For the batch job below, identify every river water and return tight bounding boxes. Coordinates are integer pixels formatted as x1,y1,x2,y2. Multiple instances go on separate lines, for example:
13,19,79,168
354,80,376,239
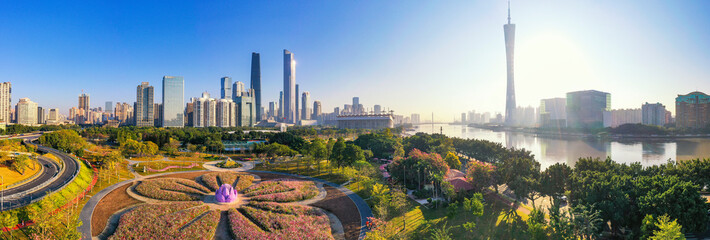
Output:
406,124,710,169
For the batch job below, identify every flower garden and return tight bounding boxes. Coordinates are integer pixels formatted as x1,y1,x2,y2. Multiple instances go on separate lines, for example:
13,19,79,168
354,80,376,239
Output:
107,172,334,239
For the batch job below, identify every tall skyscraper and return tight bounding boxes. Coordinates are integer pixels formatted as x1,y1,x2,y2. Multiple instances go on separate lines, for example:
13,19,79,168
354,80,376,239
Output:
16,98,38,126
233,81,245,98
105,101,113,113
504,2,517,126
163,76,184,127
221,77,232,99
540,98,567,128
278,91,284,121
235,93,256,127
566,90,610,129
78,93,90,124
0,82,10,124
301,91,310,120
154,103,163,127
268,102,275,119
295,84,300,122
47,108,59,124
135,82,154,127
312,100,322,120
283,49,296,123
251,52,262,121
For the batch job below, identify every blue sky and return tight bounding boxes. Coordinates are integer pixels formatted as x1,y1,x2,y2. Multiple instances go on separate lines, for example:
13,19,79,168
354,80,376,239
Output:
3,1,710,121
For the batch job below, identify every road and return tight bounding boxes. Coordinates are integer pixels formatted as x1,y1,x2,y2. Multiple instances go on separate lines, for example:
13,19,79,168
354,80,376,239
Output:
0,141,80,211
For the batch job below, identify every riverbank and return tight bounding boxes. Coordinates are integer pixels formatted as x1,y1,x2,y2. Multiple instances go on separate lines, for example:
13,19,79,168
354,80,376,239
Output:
468,124,710,140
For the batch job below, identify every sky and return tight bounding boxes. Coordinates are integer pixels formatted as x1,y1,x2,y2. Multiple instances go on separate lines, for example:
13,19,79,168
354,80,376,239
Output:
2,1,710,122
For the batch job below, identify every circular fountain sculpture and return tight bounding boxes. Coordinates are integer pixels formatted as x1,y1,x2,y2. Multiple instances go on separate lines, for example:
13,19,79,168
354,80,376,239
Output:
215,184,238,203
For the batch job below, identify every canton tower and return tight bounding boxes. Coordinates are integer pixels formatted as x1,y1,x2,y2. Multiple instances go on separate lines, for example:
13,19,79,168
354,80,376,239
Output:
504,1,516,126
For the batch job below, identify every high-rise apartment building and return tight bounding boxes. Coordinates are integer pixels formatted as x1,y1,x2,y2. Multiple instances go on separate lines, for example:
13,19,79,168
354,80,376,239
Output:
251,52,262,121
603,108,641,128
15,98,38,126
566,90,611,129
216,98,236,127
374,105,382,114
461,113,467,124
0,82,10,124
312,101,322,120
163,76,184,127
301,91,310,120
47,108,59,124
676,91,710,129
221,77,232,100
185,101,194,127
642,102,667,127
504,3,517,126
135,82,154,127
283,49,296,123
193,92,216,128
37,106,46,125
411,113,421,124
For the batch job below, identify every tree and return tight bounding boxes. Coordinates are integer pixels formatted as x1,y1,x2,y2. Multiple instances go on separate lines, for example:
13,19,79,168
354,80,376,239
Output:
650,215,685,240
11,155,30,175
461,193,484,231
339,143,365,168
539,162,572,198
527,207,548,240
640,215,656,240
443,152,461,170
571,204,602,240
466,161,497,192
145,141,159,156
498,155,541,204
430,222,453,240
330,138,346,167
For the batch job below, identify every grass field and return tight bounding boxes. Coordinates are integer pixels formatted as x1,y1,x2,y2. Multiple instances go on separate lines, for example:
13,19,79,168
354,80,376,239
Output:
252,158,350,184
128,155,163,161
388,193,531,239
131,160,205,175
168,152,223,162
0,162,40,187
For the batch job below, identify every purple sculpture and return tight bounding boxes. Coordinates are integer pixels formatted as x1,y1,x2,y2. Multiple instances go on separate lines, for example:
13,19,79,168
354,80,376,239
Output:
215,184,238,203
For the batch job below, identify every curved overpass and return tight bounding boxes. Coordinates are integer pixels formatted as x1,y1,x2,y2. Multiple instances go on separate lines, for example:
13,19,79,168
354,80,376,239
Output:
1,142,80,211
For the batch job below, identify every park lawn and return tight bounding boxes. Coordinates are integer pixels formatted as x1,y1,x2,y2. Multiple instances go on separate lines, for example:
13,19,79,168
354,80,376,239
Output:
389,194,530,240
168,152,222,162
252,158,349,184
0,162,40,187
131,160,205,176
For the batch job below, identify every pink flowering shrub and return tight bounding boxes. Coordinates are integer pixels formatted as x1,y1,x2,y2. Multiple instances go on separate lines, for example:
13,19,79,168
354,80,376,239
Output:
248,180,319,202
201,172,254,191
110,202,218,239
135,178,211,201
228,205,333,240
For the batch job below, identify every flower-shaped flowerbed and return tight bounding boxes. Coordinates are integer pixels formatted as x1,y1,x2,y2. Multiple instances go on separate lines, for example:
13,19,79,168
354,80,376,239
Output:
108,172,334,239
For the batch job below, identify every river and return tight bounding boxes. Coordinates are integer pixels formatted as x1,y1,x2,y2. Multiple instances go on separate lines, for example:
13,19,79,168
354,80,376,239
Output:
406,124,710,169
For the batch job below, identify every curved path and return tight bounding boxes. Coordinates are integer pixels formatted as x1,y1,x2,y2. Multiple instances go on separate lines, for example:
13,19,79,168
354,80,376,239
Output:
79,165,372,240
1,143,80,211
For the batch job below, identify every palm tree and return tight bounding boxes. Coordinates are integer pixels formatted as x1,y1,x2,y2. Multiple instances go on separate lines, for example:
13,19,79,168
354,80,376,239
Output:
430,222,453,240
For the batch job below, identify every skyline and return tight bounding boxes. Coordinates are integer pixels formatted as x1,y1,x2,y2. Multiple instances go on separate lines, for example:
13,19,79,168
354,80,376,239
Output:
4,1,710,121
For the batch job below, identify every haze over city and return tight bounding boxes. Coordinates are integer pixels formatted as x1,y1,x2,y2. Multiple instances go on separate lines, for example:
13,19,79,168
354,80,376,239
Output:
4,1,710,121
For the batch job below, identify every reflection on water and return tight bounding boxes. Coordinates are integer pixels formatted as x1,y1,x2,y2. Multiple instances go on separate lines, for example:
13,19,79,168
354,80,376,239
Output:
408,124,710,169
